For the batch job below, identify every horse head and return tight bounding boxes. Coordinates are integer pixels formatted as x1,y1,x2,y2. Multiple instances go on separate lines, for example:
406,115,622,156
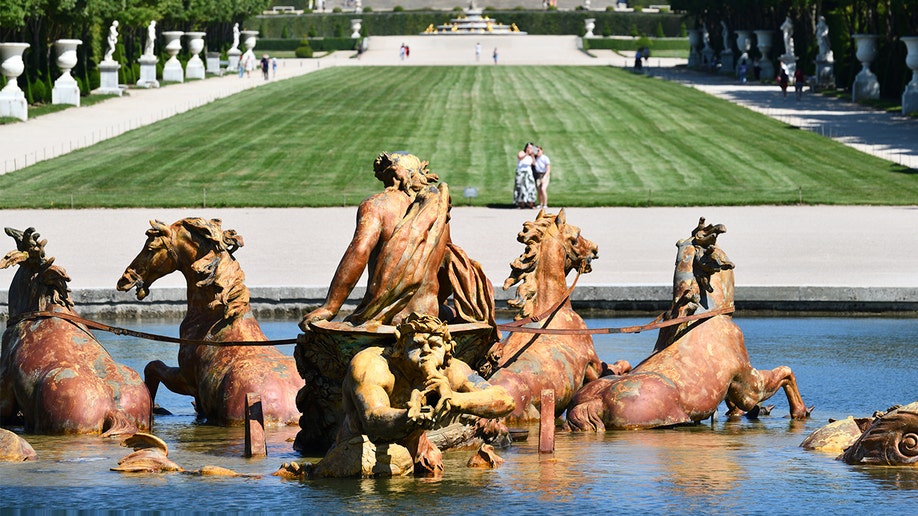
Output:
117,217,249,320
670,217,735,318
1,227,73,316
502,209,598,319
117,219,179,300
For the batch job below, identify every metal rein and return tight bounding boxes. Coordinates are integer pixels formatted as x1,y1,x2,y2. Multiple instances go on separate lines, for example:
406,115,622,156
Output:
7,311,297,347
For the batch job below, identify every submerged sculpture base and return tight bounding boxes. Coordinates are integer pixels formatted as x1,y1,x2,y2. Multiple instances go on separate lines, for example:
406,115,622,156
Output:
307,435,415,478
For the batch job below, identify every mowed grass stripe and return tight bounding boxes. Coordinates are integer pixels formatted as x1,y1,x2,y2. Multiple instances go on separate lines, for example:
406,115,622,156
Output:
0,66,913,208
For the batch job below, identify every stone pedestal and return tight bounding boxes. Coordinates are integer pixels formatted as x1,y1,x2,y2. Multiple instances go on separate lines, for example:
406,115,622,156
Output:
687,29,701,68
138,54,159,88
52,73,80,106
702,47,715,68
227,49,241,72
162,31,184,83
52,39,82,106
852,34,880,102
719,49,734,74
206,52,222,75
815,60,835,91
184,32,206,80
901,36,918,115
0,42,30,121
779,55,797,82
97,61,123,96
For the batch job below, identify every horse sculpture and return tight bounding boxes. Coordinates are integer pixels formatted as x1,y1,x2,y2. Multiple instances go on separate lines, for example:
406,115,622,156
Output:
567,218,812,431
116,218,301,426
486,210,611,423
1,227,151,435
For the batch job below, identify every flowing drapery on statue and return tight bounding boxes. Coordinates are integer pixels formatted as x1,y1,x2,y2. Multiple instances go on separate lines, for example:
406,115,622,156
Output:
301,152,494,331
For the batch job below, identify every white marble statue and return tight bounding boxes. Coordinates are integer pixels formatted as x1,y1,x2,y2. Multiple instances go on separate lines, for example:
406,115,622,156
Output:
144,21,156,56
231,23,240,52
104,20,119,62
816,16,833,61
702,22,711,51
780,15,794,57
720,20,730,51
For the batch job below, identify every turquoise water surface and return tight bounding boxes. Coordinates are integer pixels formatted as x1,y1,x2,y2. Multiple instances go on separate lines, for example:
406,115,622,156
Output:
1,316,916,514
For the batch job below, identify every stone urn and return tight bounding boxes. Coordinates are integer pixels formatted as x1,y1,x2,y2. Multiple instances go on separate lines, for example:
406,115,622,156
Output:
753,29,774,81
0,42,29,121
184,31,206,80
852,34,880,101
0,42,29,93
901,36,918,114
52,39,82,106
54,39,81,75
162,31,185,83
735,30,751,59
351,19,362,39
584,18,596,38
242,30,259,52
687,29,701,67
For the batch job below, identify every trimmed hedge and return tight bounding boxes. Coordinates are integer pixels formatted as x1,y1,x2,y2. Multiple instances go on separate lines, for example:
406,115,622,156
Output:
257,38,303,51
251,10,684,39
582,37,688,51
309,37,362,51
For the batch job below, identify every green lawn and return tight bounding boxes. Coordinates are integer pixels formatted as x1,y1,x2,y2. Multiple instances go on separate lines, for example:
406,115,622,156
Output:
0,66,913,208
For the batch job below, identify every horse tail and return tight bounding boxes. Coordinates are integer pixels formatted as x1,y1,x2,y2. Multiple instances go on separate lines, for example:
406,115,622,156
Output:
567,398,606,432
100,410,139,438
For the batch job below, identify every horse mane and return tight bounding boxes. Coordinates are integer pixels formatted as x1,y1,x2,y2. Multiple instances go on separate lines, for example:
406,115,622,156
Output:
1,227,74,313
181,218,250,320
669,217,734,319
502,212,560,320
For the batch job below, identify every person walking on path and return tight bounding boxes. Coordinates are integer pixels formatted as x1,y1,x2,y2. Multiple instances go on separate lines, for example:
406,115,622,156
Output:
794,68,805,100
475,42,481,62
271,56,278,78
260,54,270,80
513,143,537,209
777,68,789,98
532,145,551,210
493,47,498,64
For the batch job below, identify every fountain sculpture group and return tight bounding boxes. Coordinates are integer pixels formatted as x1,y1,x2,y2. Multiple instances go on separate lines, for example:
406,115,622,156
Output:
1,152,916,474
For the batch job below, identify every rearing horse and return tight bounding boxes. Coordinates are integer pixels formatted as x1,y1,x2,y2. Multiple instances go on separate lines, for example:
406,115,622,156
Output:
567,218,812,431
1,227,150,435
117,218,301,426
486,210,609,423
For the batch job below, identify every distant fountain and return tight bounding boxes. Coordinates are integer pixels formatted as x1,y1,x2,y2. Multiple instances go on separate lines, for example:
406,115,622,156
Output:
421,1,525,35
